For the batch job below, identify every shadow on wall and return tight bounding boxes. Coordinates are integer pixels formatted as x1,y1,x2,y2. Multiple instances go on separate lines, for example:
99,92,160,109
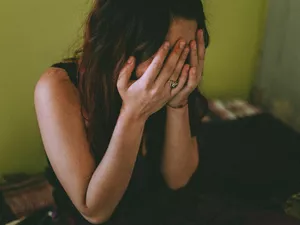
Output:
252,0,300,132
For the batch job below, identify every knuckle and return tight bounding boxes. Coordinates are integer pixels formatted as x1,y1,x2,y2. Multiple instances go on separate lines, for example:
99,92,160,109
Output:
149,89,156,97
142,84,150,92
151,87,160,96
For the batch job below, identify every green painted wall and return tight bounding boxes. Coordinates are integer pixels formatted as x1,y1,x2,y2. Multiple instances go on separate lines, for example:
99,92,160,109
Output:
0,1,89,175
202,0,267,99
0,0,267,174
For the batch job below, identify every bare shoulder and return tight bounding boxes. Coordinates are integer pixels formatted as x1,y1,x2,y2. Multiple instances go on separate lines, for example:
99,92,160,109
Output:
34,67,80,111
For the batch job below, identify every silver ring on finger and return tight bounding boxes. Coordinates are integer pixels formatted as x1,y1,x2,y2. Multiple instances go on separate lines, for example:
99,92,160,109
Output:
169,80,179,89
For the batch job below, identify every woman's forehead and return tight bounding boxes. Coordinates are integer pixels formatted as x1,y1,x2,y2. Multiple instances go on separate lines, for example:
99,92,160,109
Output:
166,18,198,47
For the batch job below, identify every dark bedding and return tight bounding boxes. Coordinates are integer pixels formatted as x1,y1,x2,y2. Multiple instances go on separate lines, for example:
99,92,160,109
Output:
4,113,300,224
197,113,300,201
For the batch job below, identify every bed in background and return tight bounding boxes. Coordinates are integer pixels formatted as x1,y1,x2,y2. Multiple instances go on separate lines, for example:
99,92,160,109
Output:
203,98,262,122
0,173,54,224
200,99,300,220
1,99,300,224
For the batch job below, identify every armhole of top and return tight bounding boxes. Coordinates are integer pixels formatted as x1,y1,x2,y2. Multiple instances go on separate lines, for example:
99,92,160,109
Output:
51,61,79,87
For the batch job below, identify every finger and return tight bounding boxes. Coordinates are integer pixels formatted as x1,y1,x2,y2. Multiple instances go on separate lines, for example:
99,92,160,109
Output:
189,40,198,67
197,60,204,84
169,46,190,82
197,29,205,62
117,57,135,91
171,64,190,96
156,39,186,86
180,67,198,96
140,42,170,85
197,30,205,80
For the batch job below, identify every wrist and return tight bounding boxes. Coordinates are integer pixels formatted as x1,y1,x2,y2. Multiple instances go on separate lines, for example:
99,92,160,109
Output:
120,106,148,124
166,103,189,115
167,100,188,109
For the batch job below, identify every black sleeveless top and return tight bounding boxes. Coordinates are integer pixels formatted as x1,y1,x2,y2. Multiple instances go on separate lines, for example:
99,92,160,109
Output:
46,61,208,225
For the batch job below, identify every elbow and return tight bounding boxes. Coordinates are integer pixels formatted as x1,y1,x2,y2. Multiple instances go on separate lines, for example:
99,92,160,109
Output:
79,205,113,225
167,180,189,191
164,176,190,191
81,211,113,225
163,160,199,191
162,167,191,190
83,215,112,225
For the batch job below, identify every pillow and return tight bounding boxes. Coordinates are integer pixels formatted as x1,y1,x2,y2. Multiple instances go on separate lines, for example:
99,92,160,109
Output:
0,173,54,223
202,99,262,122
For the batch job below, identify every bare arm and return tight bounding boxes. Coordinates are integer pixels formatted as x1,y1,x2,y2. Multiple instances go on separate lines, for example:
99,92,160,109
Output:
35,41,187,224
161,105,198,190
162,30,205,190
35,68,146,224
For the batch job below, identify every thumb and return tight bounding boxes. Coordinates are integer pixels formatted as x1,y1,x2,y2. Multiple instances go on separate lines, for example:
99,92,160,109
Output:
117,57,135,92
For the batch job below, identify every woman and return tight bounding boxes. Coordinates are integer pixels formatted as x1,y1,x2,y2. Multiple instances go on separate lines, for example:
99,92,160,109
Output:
35,0,208,224
34,0,300,225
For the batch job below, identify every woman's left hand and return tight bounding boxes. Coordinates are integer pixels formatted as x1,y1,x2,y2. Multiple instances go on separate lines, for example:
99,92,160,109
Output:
167,29,205,108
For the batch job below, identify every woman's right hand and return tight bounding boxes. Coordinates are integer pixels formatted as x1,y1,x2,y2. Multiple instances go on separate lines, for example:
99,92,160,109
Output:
117,40,190,120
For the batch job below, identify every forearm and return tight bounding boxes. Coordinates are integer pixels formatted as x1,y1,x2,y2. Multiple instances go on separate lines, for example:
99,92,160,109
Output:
84,110,146,222
162,105,199,190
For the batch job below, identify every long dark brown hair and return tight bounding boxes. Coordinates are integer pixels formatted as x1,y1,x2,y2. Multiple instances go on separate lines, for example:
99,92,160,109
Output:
77,0,209,161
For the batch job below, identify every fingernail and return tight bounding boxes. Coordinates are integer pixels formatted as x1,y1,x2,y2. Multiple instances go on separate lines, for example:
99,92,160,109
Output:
164,42,170,50
180,41,186,49
127,57,133,64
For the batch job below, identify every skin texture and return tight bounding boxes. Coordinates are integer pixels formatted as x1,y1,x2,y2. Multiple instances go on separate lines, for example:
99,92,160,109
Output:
135,19,205,188
34,18,205,224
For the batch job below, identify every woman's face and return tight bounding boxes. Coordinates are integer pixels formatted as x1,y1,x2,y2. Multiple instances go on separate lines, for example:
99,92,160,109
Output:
135,18,198,78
